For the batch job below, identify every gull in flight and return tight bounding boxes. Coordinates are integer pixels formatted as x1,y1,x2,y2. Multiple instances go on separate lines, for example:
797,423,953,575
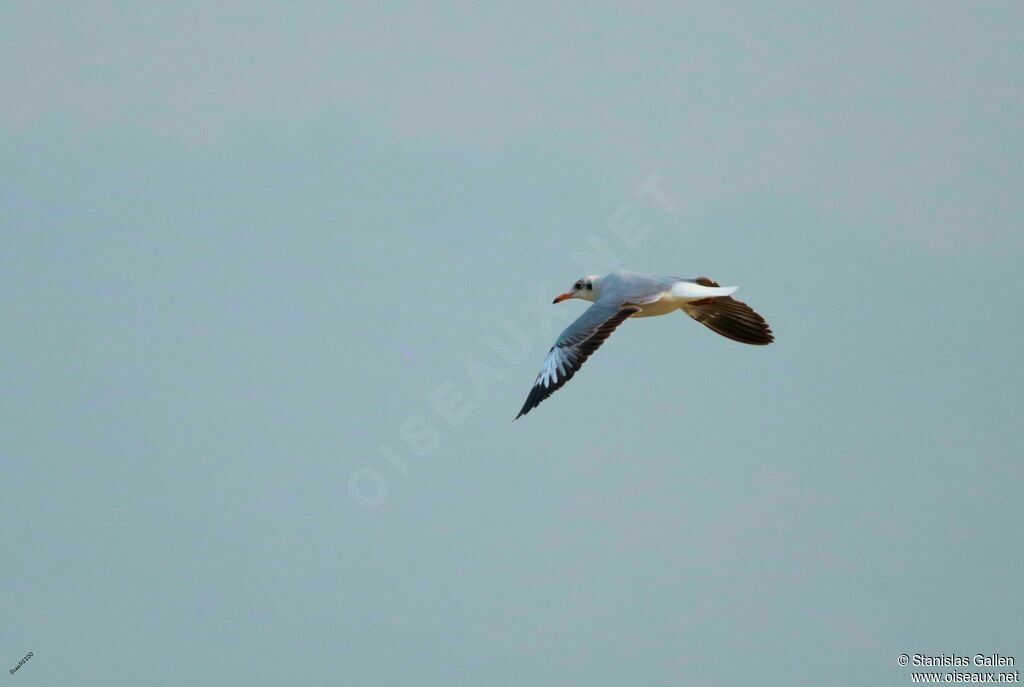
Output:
516,271,774,419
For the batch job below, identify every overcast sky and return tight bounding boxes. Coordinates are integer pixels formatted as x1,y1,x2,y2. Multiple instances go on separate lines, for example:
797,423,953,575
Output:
2,2,1022,685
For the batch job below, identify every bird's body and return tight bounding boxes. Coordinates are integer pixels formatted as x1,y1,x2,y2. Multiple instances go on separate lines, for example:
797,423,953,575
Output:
515,271,773,419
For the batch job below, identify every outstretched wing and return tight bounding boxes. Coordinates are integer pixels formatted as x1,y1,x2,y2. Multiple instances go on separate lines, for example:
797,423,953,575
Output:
515,303,640,419
680,276,774,345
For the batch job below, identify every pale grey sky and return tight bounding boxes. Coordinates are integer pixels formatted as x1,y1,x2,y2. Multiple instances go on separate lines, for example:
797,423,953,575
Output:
2,2,1022,685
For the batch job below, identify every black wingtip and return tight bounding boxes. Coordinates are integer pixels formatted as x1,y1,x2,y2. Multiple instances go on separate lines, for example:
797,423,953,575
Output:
514,399,533,421
514,385,544,420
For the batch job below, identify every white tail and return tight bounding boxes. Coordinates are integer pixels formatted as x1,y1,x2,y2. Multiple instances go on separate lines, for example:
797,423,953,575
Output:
671,281,738,301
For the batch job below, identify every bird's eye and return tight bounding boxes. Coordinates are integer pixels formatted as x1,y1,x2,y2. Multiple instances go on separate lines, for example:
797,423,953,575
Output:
574,281,582,289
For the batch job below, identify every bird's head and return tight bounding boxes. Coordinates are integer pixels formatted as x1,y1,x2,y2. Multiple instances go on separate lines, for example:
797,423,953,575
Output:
553,275,602,304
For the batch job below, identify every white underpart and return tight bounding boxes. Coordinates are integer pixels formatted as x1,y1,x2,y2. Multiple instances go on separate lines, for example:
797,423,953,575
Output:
630,281,739,318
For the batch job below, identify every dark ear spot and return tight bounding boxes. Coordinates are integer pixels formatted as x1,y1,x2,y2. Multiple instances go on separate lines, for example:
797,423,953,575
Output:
585,283,593,290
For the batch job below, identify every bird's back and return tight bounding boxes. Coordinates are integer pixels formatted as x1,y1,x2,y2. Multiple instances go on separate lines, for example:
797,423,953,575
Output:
600,271,677,303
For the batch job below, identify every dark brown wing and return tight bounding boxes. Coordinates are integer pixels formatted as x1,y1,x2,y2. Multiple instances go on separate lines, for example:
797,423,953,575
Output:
682,276,774,345
515,304,640,419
